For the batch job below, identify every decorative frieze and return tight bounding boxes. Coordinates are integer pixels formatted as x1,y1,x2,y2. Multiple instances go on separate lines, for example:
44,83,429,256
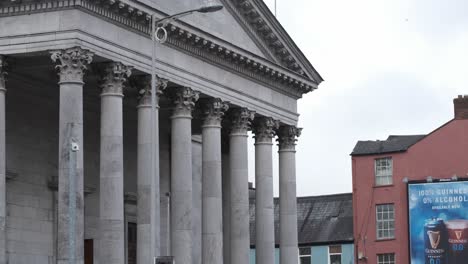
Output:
200,98,230,127
1,0,317,97
100,62,133,95
277,125,302,150
253,116,279,143
50,47,94,83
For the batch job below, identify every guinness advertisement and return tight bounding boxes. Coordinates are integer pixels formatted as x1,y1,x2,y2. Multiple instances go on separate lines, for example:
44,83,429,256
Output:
408,181,468,264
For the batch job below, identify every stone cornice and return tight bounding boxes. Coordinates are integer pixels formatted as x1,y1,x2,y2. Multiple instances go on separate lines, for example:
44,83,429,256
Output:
234,0,324,84
0,0,317,98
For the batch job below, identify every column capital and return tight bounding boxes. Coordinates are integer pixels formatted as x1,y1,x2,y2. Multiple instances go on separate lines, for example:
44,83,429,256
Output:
227,108,255,135
0,56,7,92
135,75,168,107
201,98,229,127
101,62,133,96
168,87,199,118
50,47,94,84
277,125,302,151
253,117,279,143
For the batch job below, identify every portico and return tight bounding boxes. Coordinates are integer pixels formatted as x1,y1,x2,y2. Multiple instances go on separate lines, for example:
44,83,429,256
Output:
0,1,322,264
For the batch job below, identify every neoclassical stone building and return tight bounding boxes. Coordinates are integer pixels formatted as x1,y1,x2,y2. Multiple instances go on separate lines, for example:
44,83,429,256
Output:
0,1,322,264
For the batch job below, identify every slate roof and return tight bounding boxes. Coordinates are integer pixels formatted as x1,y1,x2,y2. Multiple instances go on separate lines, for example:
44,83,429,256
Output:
351,135,426,156
249,192,353,246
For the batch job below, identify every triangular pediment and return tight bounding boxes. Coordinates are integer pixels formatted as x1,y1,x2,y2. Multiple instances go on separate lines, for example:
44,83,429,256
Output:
223,0,323,83
135,0,322,85
136,0,272,59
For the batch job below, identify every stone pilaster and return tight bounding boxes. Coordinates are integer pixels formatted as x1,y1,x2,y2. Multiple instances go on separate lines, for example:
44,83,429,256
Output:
277,125,301,264
228,108,255,264
168,87,199,264
0,56,7,264
136,76,167,264
50,47,94,264
99,62,132,264
253,116,279,264
200,98,229,264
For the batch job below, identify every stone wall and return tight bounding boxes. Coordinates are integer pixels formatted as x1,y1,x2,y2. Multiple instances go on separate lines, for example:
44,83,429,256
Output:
5,78,58,263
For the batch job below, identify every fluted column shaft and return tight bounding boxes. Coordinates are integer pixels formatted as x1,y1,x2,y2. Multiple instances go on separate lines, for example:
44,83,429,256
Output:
278,126,301,264
201,99,229,264
99,62,131,264
136,77,167,264
51,47,93,264
169,87,199,264
0,56,6,264
253,117,278,264
229,108,254,264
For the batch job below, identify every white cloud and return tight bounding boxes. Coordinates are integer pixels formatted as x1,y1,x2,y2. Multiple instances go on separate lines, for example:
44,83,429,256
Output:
255,0,468,196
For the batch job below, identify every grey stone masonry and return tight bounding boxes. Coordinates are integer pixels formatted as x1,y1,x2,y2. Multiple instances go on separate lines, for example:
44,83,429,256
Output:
221,150,230,264
192,136,202,264
0,55,6,264
136,76,167,264
99,62,132,264
228,108,255,264
277,126,302,264
168,87,199,264
50,47,93,264
253,117,279,264
201,98,229,264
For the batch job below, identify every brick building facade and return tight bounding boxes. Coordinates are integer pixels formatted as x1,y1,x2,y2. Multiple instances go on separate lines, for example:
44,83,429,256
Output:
351,96,468,263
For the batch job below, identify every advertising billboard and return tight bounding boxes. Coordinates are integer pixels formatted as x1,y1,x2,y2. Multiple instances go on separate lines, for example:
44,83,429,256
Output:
408,181,468,264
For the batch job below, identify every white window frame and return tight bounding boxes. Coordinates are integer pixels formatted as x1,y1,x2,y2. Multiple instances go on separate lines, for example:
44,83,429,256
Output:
376,204,395,240
298,246,311,264
375,157,393,186
377,253,395,264
328,245,342,264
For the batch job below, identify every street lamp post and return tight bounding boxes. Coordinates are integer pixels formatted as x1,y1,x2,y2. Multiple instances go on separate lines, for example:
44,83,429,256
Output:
149,4,223,264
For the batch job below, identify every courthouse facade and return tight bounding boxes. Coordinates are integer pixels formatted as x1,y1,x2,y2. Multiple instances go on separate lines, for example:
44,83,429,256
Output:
0,0,322,264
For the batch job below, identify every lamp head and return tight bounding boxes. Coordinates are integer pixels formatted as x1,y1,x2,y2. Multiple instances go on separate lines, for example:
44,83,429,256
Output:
198,4,223,13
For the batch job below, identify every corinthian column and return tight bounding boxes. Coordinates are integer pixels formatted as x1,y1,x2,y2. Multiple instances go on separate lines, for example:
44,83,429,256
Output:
136,76,167,264
0,56,7,264
200,98,229,264
99,62,132,264
168,87,199,264
228,108,255,264
277,126,301,264
253,117,279,264
51,47,94,264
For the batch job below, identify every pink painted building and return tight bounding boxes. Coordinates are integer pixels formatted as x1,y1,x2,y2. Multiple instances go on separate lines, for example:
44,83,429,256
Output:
351,96,468,264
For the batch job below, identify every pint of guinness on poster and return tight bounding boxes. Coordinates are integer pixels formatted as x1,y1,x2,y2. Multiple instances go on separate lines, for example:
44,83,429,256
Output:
408,181,468,264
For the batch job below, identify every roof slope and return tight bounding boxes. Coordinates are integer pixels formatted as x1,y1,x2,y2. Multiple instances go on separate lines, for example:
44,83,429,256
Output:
249,193,353,246
351,135,426,156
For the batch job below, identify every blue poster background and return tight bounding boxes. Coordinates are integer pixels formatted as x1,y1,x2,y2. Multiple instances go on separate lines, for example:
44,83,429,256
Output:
408,181,468,264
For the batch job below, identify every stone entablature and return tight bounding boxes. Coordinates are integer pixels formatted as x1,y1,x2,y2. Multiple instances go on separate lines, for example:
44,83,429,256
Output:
0,0,318,98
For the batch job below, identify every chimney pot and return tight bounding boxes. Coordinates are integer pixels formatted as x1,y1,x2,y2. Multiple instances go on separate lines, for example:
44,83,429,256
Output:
454,95,468,119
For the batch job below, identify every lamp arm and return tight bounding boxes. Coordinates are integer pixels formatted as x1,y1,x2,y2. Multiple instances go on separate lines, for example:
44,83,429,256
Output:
154,9,200,27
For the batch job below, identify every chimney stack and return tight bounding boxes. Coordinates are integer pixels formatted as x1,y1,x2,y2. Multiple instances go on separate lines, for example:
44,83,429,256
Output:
454,95,468,119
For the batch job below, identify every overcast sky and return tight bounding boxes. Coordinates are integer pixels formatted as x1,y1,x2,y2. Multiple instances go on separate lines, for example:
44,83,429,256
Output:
248,0,468,197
